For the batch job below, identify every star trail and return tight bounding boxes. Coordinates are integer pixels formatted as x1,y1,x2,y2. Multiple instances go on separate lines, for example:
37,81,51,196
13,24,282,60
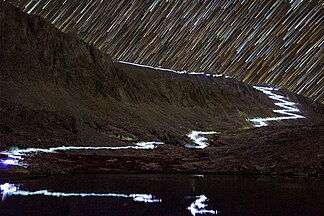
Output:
6,0,323,103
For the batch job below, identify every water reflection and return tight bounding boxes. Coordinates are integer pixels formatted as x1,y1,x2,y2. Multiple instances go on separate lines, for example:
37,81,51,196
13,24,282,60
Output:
0,183,162,203
187,195,218,216
1,174,324,216
193,174,204,178
0,183,18,201
1,182,219,215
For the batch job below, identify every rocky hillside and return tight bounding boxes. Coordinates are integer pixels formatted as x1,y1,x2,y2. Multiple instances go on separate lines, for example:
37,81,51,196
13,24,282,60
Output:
1,1,324,150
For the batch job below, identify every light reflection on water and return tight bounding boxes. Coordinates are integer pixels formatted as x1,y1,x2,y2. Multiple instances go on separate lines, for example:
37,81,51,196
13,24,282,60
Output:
0,182,217,215
0,183,161,203
1,174,323,216
187,195,218,216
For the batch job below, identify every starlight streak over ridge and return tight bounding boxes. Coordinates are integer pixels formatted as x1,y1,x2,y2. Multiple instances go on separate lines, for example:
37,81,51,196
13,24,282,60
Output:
6,0,324,103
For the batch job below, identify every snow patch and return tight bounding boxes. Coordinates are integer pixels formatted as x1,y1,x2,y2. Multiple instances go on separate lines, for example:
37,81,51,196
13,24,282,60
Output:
185,131,220,149
0,141,164,168
249,86,305,127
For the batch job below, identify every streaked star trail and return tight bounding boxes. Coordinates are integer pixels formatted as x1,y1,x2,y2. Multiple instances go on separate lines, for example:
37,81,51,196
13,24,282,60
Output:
6,0,323,103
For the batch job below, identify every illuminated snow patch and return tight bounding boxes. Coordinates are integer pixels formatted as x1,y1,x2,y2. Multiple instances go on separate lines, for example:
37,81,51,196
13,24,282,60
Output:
212,74,223,77
249,86,305,127
0,183,161,203
185,131,219,149
117,61,186,74
135,141,164,149
0,141,163,168
0,154,27,168
188,72,205,75
3,142,164,155
187,195,218,216
116,61,229,78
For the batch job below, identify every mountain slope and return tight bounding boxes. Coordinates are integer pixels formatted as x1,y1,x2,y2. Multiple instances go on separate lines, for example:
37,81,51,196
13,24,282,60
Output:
1,2,324,176
1,1,324,150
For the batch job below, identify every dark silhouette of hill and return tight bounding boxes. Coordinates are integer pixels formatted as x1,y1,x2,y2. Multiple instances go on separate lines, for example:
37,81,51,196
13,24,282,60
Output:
1,2,324,176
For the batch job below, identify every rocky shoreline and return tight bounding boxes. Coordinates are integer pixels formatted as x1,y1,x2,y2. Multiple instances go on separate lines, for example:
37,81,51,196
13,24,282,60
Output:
2,123,323,178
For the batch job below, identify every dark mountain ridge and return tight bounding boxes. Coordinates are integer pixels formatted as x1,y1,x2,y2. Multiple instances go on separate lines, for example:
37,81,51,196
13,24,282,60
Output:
1,2,324,146
1,2,324,176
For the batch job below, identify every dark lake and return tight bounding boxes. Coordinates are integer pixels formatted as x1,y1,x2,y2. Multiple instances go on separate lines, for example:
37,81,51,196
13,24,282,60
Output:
0,174,323,216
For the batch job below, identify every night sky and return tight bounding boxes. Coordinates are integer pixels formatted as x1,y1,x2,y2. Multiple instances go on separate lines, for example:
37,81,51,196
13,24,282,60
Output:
7,0,323,103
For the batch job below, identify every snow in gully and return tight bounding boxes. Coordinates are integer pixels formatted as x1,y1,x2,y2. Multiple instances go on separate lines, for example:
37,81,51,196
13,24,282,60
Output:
185,131,220,149
249,86,305,127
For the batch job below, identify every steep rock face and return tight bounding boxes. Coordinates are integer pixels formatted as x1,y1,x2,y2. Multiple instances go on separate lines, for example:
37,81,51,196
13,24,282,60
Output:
0,1,273,116
0,2,274,107
0,2,323,150
114,62,282,122
0,1,132,99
